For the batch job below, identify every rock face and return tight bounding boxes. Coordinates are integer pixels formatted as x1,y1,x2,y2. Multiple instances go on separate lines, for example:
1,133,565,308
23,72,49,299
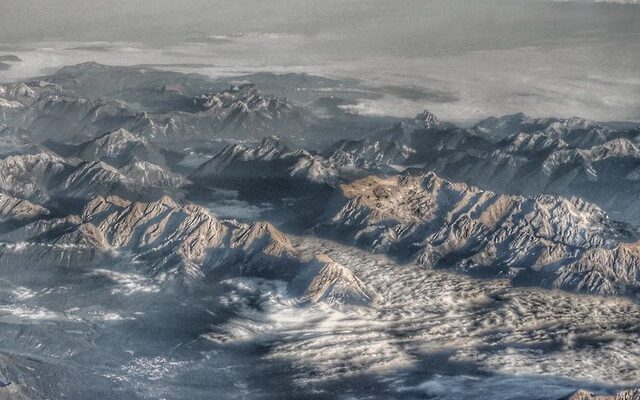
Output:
0,151,69,202
318,171,640,296
414,109,440,128
73,128,167,167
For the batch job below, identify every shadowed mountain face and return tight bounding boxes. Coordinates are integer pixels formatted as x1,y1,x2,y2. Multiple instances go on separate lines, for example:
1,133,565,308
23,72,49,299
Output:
0,63,638,399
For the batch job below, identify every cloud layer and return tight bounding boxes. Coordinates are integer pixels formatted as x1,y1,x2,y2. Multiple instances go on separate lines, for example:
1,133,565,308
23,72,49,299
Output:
1,0,639,122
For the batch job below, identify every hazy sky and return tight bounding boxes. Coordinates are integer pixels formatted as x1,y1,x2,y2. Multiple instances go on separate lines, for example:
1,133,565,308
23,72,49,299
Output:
1,0,639,122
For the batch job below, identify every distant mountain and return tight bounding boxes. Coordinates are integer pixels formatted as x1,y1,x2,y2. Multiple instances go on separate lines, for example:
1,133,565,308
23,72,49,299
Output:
191,137,390,190
326,111,491,167
0,148,186,208
0,86,141,141
472,113,620,147
0,67,316,145
414,109,440,128
72,128,168,167
49,61,224,112
225,71,362,108
185,83,308,136
316,171,639,296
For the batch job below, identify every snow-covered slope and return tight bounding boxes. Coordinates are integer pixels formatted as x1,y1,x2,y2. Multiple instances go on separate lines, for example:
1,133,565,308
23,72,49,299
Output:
472,113,618,147
73,128,167,167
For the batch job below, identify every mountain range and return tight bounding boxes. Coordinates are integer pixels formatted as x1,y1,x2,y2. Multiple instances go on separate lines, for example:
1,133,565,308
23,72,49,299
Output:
2,63,639,299
0,62,638,399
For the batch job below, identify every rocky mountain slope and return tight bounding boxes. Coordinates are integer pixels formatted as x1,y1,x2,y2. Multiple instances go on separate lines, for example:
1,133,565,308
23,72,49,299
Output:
317,171,639,296
0,194,370,303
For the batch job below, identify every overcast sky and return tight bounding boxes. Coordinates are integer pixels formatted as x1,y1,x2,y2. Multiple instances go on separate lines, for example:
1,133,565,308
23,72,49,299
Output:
1,0,639,122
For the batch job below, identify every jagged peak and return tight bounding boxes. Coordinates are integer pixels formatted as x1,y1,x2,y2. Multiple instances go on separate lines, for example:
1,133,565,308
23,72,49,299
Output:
549,116,602,129
157,194,180,208
196,83,295,116
415,109,439,127
193,136,292,178
243,220,290,243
